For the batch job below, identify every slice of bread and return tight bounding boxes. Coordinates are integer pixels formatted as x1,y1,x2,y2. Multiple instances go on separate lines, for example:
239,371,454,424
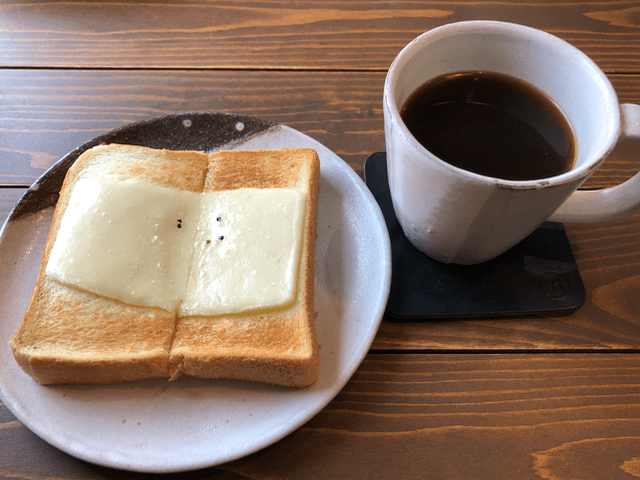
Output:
11,144,320,387
169,149,320,387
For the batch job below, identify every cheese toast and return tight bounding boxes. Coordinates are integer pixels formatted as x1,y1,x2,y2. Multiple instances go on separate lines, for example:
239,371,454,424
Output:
11,144,320,387
170,149,320,387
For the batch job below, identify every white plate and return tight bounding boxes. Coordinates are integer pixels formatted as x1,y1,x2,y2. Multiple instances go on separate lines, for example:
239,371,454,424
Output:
0,113,391,473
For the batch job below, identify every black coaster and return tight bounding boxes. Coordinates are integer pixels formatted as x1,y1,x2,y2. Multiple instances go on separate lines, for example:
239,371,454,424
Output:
364,152,586,319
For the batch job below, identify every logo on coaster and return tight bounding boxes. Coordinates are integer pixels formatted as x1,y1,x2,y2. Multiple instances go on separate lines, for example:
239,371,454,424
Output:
538,272,569,298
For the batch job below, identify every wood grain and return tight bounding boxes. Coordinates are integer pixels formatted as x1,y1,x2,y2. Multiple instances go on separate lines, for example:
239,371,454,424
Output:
1,69,640,188
0,69,385,185
2,1,640,72
3,353,640,479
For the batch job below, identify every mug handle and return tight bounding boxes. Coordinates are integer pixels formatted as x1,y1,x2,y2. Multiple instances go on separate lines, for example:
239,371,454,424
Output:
548,103,640,223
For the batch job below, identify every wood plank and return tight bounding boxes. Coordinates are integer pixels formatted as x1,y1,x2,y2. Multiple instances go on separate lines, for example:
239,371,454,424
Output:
3,353,640,479
2,1,640,72
1,69,640,188
0,69,386,185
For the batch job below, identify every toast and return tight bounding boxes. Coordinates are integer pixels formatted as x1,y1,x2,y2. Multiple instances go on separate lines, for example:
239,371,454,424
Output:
170,149,320,386
11,144,320,387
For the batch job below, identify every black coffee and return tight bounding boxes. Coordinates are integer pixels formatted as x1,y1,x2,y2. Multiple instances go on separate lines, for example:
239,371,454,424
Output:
400,71,576,181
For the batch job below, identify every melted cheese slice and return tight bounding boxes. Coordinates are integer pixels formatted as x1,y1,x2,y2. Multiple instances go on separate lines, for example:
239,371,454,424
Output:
45,179,305,317
180,188,306,317
46,177,201,313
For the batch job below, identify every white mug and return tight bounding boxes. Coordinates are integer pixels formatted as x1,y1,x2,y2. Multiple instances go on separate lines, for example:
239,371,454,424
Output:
384,20,640,264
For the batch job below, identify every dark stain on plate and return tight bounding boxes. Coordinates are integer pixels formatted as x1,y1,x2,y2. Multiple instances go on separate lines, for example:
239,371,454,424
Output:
9,112,276,221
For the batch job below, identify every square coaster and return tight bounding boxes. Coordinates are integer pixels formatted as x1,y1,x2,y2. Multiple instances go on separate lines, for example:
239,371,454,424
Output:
364,152,586,319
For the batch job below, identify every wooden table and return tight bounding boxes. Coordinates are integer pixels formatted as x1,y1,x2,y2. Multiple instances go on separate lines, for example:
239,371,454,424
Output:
2,1,640,478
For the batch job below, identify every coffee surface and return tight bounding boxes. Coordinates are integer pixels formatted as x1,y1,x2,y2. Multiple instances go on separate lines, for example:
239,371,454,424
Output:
400,71,576,181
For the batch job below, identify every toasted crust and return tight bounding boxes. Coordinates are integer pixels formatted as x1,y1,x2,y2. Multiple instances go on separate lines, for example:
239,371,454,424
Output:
12,278,175,385
11,145,320,387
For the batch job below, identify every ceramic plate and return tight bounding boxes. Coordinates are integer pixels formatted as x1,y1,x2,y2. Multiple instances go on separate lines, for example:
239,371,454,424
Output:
0,112,391,473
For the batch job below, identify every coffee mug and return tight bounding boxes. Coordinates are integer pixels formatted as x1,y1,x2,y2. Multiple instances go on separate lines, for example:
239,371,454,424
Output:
384,20,640,264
